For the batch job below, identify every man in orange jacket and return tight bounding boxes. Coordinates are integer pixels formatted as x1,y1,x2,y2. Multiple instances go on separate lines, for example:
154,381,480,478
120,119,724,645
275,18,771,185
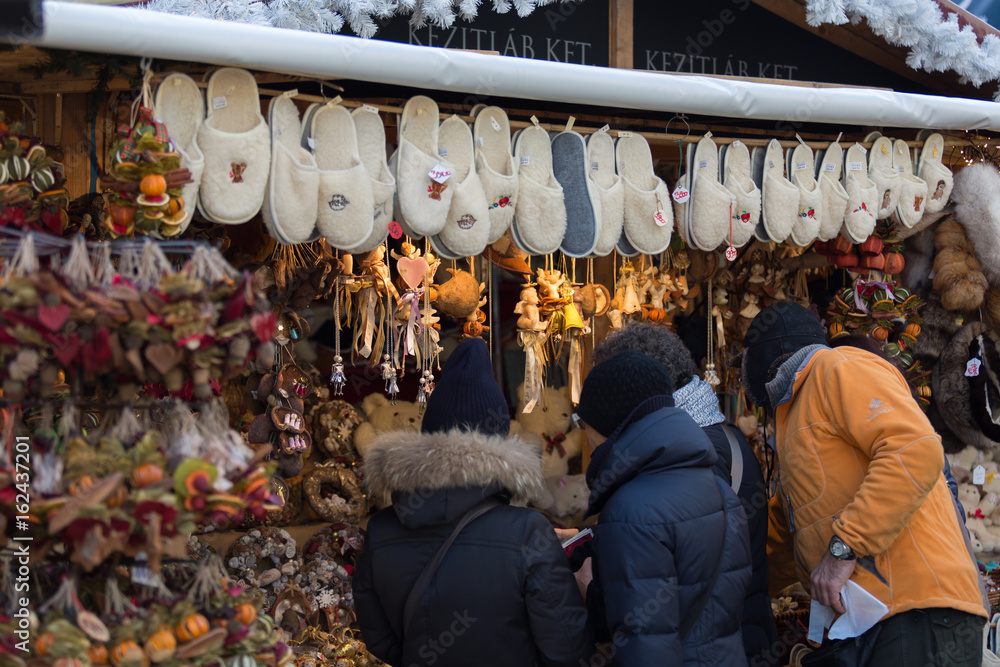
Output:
742,302,986,666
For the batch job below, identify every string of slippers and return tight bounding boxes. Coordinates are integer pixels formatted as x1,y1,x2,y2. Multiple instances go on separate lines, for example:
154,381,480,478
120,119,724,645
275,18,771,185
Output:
153,71,954,255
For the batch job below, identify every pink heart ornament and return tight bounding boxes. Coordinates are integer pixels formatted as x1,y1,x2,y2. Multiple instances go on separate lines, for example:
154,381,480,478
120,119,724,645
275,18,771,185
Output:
397,256,429,290
37,303,71,332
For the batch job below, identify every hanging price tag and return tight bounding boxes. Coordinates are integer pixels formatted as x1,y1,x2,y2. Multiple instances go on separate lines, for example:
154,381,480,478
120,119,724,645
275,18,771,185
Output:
672,183,690,204
388,221,403,240
975,464,987,485
362,104,380,114
618,131,633,138
653,210,669,226
725,246,737,261
966,357,983,377
428,163,453,183
597,124,610,134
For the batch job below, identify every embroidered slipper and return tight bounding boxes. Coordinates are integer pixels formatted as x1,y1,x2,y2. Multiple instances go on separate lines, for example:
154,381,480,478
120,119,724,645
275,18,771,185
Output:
916,132,953,215
304,101,374,249
814,140,850,242
261,92,319,245
842,143,879,243
345,105,395,254
688,133,736,250
868,136,900,220
153,73,204,234
786,140,821,246
719,140,760,248
586,130,624,257
753,139,798,243
433,115,491,258
510,123,566,255
551,124,600,258
617,133,672,255
392,95,454,238
196,68,270,224
890,139,928,229
474,106,518,244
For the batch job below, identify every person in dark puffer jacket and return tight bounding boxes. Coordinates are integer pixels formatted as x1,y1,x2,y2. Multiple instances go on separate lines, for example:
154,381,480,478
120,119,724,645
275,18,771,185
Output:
592,323,776,665
355,338,595,667
574,351,752,667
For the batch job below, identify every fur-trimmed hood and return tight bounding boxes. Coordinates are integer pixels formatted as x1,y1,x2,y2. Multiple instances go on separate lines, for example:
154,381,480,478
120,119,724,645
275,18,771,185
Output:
362,428,543,507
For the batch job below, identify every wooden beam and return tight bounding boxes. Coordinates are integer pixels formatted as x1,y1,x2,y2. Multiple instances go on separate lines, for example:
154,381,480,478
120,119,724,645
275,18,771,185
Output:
609,0,634,69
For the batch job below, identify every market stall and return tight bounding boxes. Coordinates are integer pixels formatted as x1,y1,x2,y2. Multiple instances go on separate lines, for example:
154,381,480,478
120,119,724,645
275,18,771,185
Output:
2,2,1000,667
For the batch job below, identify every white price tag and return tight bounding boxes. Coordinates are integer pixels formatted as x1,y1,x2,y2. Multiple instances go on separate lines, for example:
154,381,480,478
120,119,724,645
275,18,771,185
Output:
653,210,669,227
362,104,380,114
211,96,227,110
490,116,502,132
590,161,599,171
823,163,836,172
967,358,983,377
438,148,449,158
795,161,807,171
618,131,633,138
520,155,531,166
725,246,737,261
671,183,690,204
767,160,775,170
597,124,610,134
698,159,708,170
975,464,986,485
428,163,453,183
849,161,864,171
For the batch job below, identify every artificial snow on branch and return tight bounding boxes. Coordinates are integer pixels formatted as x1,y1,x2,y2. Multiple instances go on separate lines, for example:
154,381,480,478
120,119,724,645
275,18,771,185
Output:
140,0,579,38
805,0,1000,101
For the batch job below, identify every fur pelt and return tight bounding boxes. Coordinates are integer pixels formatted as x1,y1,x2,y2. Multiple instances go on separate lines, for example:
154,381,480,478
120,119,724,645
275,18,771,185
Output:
912,288,963,366
933,321,1000,452
361,428,543,505
952,163,1000,286
932,218,988,312
900,224,937,290
987,289,1000,332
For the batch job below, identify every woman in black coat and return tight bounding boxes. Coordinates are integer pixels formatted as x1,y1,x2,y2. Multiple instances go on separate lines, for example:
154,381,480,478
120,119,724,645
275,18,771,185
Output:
355,339,595,667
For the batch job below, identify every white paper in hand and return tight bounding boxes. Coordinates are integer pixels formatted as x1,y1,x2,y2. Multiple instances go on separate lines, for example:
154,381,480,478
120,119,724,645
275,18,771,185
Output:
807,580,888,644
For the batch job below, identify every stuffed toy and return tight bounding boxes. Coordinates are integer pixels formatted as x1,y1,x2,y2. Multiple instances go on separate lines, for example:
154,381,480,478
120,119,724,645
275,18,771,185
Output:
352,393,423,460
511,383,585,478
959,483,996,553
529,474,589,519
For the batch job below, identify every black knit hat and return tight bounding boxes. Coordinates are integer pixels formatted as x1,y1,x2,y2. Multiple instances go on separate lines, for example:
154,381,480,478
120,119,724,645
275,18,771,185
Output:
576,351,674,437
421,338,510,437
741,301,826,407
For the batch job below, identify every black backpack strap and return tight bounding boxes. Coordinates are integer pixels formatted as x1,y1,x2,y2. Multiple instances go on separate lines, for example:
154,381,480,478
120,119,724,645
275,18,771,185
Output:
402,498,501,637
679,483,729,640
721,423,744,494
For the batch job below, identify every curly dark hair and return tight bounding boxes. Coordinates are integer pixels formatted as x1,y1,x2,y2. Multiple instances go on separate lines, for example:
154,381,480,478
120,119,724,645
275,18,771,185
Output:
592,322,699,392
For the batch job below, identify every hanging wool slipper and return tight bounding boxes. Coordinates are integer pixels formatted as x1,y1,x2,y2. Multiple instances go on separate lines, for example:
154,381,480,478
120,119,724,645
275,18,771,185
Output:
473,106,518,243
434,115,491,258
392,95,454,238
551,123,600,258
617,133,672,255
720,140,760,248
153,72,204,234
304,101,374,249
786,140,822,246
868,136,900,220
891,139,928,228
753,139,798,243
842,143,879,243
814,140,850,242
261,92,319,245
196,68,270,224
688,134,735,250
917,132,953,214
586,130,624,257
345,106,395,254
511,124,566,255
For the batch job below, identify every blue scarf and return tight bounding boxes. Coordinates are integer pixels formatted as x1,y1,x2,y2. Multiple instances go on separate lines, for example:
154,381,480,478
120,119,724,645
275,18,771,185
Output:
672,375,725,428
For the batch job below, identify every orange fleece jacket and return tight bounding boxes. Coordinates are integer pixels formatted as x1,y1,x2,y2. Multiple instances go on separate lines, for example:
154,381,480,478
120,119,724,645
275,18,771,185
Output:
767,346,985,619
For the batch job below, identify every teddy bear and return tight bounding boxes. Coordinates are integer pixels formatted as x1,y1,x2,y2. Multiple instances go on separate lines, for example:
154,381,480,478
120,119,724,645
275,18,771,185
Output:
352,393,423,460
958,483,997,553
530,474,590,519
511,383,585,478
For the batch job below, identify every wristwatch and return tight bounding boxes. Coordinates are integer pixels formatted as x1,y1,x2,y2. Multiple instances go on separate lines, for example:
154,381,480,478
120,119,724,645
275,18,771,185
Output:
829,535,857,561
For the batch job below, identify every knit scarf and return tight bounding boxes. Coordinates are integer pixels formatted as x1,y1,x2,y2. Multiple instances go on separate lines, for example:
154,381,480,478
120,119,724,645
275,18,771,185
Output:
764,344,828,412
672,375,725,428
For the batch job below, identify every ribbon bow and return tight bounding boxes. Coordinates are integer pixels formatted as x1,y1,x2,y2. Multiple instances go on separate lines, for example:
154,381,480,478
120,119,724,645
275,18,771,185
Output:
973,509,986,520
116,106,171,161
397,289,424,356
853,279,895,315
544,433,567,457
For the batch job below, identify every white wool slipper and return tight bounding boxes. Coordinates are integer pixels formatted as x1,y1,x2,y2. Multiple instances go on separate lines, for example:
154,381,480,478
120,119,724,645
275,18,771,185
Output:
842,143,879,243
394,96,453,238
551,127,600,258
814,141,850,242
304,102,374,249
261,92,319,245
917,133,953,215
196,68,270,224
753,139,798,243
891,139,928,229
434,115,491,258
511,124,566,255
868,136,900,220
345,106,394,254
786,142,822,246
720,140,760,248
586,131,624,256
153,72,204,234
474,106,518,244
688,134,735,250
617,133,672,255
